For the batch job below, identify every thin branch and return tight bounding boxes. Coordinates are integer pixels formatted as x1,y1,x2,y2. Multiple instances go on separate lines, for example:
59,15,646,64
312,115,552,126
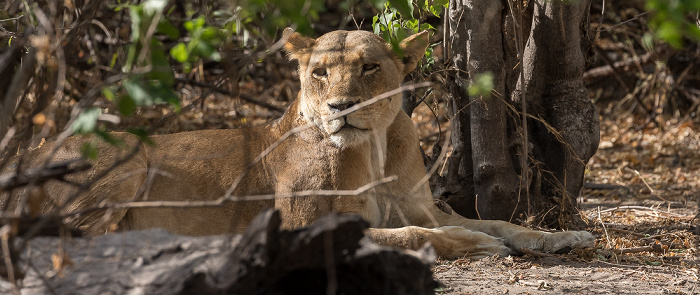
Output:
1,225,19,295
26,259,58,295
0,159,92,191
409,129,451,195
175,77,285,113
595,206,689,217
61,176,398,217
520,247,553,257
0,46,35,140
607,228,646,238
597,206,615,262
583,48,666,82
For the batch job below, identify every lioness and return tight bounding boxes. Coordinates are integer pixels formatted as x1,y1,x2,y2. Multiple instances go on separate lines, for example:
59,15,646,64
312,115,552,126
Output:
1,29,593,258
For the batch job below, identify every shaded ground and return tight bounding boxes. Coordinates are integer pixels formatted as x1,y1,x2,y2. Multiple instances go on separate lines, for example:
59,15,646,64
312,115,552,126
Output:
432,113,699,294
434,255,697,294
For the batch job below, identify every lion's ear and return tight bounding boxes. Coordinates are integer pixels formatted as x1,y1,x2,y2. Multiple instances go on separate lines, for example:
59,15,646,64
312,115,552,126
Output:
399,31,430,75
282,28,315,62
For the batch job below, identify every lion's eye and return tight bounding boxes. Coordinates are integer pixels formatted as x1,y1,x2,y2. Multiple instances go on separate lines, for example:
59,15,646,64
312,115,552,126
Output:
362,63,380,75
312,68,327,78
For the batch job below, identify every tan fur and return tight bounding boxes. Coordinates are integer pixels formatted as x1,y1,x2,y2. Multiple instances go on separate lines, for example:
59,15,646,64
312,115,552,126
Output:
0,29,593,259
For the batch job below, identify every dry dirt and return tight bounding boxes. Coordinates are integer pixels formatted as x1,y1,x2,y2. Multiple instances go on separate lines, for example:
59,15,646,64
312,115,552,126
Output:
429,111,699,294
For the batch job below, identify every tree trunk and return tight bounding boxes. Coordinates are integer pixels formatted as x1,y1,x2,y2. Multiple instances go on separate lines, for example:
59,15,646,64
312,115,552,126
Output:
437,0,599,228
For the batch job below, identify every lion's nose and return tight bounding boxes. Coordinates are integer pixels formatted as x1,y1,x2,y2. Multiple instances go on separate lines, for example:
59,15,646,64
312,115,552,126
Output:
328,101,357,112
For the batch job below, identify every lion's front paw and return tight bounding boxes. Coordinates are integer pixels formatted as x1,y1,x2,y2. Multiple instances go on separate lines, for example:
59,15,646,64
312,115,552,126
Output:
541,231,595,253
428,226,512,259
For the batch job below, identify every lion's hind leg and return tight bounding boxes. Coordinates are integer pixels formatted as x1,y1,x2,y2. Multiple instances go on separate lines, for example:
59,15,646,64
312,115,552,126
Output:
433,213,595,254
58,141,149,235
366,226,512,259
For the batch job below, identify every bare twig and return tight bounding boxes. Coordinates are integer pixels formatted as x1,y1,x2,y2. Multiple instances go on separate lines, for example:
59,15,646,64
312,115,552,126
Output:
607,228,646,238
26,259,58,295
62,176,398,217
0,159,91,191
583,182,629,190
597,206,617,262
612,244,667,255
175,77,285,112
583,47,666,82
596,206,689,217
0,225,19,295
409,129,450,195
1,46,35,139
520,247,553,258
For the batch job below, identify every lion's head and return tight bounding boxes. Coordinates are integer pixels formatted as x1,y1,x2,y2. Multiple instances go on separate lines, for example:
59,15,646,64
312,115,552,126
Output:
283,29,429,147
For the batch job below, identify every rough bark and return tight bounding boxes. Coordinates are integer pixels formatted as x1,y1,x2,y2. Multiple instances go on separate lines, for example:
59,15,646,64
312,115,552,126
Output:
436,0,476,218
464,0,524,221
439,0,524,221
512,0,599,227
438,0,599,228
0,210,437,294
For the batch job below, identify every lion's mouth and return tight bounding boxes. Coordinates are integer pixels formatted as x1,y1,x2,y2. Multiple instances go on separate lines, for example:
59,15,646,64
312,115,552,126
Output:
332,123,368,134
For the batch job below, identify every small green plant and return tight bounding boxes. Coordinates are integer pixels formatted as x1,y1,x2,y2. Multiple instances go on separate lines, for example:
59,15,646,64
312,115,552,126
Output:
170,16,224,72
646,0,700,48
372,0,447,69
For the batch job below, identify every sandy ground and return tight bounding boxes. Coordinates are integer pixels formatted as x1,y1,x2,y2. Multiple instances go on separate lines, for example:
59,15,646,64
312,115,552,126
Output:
430,114,699,294
434,255,697,294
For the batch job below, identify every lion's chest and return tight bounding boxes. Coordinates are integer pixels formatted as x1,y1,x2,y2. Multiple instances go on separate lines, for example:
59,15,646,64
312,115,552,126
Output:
271,138,382,228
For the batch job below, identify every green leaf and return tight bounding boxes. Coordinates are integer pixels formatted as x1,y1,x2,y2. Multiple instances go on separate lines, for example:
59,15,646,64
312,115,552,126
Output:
641,33,655,52
71,108,102,134
405,19,418,31
95,130,124,146
170,43,189,62
110,53,118,68
468,72,495,97
147,40,175,86
122,77,180,111
118,95,137,116
80,142,99,159
194,16,205,28
420,23,435,31
123,78,152,106
184,19,195,31
129,5,143,42
127,127,155,146
195,42,221,61
388,0,414,19
200,27,222,43
102,87,116,101
373,16,381,35
157,19,180,39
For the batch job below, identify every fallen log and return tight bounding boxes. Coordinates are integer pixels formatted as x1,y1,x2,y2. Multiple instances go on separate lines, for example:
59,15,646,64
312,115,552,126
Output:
0,209,437,294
